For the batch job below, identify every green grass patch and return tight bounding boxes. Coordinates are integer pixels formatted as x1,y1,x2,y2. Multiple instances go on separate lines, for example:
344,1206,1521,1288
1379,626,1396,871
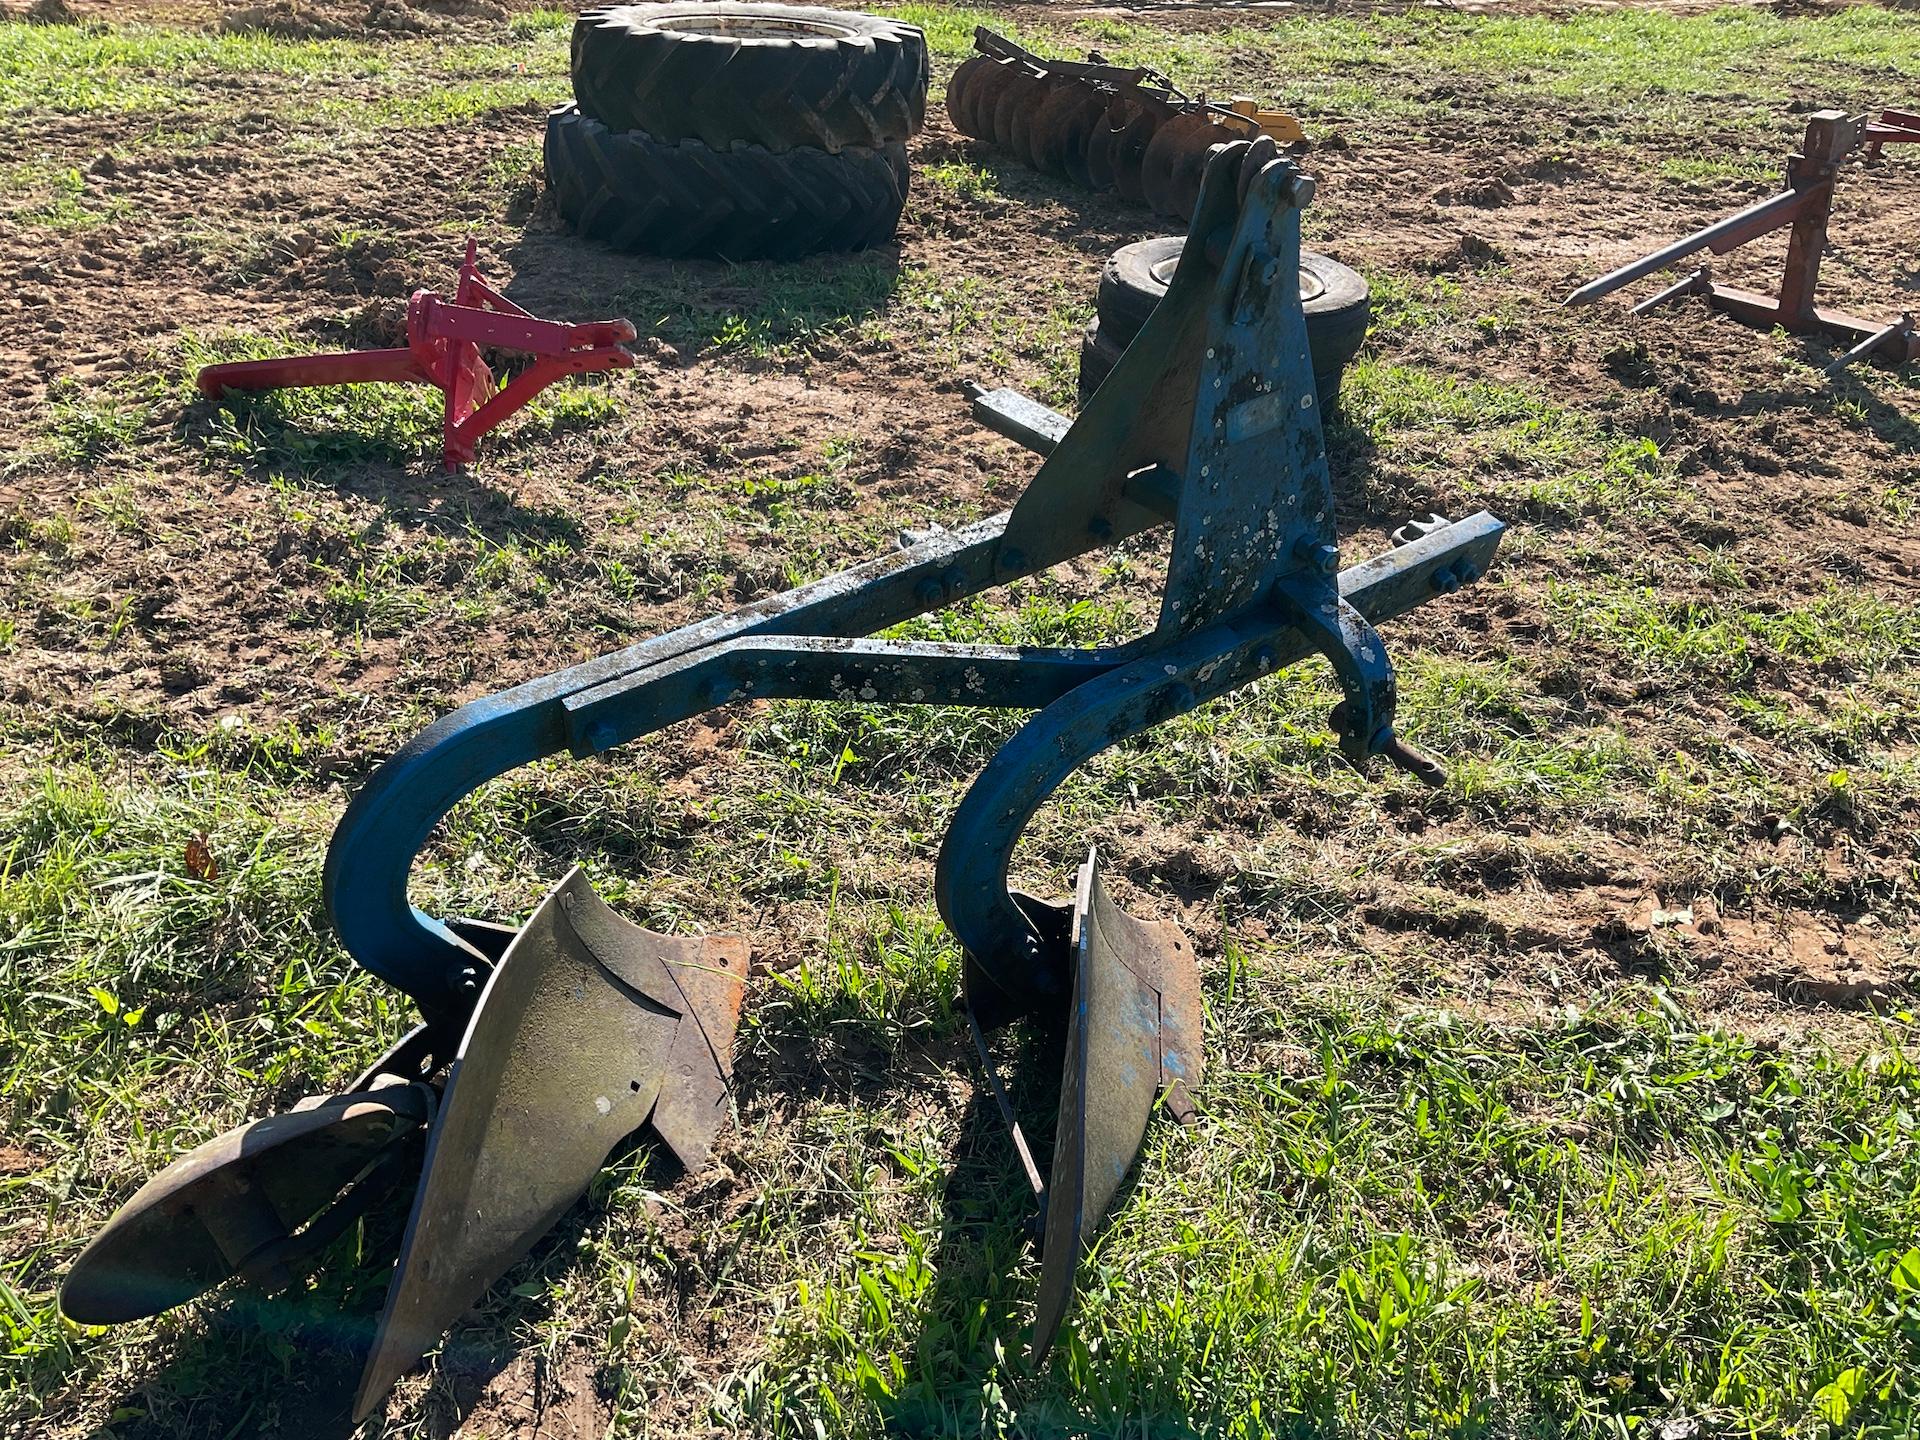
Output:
879,4,1011,59
5,165,129,230
315,76,559,130
1344,361,1681,520
0,21,390,115
40,380,153,465
722,987,1920,1437
916,159,1001,204
1547,580,1920,690
1052,6,1919,128
506,8,573,38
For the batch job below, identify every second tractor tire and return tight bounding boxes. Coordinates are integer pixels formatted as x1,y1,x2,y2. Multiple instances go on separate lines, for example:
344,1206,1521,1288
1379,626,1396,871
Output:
545,104,909,261
1081,237,1371,409
571,3,928,154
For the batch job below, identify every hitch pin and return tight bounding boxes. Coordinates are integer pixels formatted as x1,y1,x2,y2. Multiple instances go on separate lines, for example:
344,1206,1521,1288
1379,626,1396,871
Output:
1330,702,1449,789
1377,733,1448,789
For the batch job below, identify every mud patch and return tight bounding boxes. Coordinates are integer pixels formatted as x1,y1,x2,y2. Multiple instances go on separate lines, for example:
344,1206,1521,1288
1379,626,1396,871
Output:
445,1340,614,1440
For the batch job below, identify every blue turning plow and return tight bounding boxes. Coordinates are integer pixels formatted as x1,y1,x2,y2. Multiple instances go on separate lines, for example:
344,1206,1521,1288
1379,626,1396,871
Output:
62,139,1501,1417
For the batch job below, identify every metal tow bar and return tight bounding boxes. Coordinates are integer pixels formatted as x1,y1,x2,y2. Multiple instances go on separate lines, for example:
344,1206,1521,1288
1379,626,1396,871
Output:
63,140,1504,1416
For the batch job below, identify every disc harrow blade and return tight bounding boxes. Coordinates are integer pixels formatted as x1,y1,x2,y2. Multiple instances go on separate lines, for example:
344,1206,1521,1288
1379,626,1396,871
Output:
1140,110,1223,221
1029,847,1202,1363
1108,104,1167,206
945,55,988,135
1030,83,1109,185
353,868,748,1422
991,66,1046,152
957,57,1015,141
1006,74,1061,171
1082,94,1139,192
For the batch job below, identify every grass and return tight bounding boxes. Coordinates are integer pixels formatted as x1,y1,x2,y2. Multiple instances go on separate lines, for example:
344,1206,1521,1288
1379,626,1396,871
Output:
0,24,392,115
6,166,130,231
719,988,1920,1437
3,2,1920,1438
1057,6,1920,128
8,754,1918,1437
1546,580,1920,691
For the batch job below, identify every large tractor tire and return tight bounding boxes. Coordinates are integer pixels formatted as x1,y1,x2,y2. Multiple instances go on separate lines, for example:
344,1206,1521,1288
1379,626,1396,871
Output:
571,3,928,154
1079,237,1371,409
544,104,908,261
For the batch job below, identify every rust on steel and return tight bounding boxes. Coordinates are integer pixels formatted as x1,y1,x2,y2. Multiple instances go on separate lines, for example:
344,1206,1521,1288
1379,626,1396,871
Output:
946,26,1305,219
1565,110,1920,370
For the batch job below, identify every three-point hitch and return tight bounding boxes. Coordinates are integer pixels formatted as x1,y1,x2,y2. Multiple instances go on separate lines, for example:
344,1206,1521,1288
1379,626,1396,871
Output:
1566,109,1919,376
196,240,636,469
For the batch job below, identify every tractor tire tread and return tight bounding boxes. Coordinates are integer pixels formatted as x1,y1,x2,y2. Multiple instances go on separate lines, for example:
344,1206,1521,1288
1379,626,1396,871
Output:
572,2,928,153
545,104,909,261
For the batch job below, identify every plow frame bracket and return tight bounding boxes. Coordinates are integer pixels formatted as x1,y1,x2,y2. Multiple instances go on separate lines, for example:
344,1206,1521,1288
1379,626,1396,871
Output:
319,142,1502,1040
319,141,1502,1043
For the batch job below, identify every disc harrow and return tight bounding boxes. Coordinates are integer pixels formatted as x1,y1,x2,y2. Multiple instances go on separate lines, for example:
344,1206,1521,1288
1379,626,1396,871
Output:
63,141,1500,1417
946,26,1305,219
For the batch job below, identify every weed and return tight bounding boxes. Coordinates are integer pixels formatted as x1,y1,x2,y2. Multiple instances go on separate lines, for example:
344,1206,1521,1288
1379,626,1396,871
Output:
42,382,151,464
917,160,1000,203
8,166,128,230
507,9,572,38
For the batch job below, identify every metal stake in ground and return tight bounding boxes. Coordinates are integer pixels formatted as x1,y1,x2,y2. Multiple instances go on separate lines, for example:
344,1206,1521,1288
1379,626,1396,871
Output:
65,141,1505,1413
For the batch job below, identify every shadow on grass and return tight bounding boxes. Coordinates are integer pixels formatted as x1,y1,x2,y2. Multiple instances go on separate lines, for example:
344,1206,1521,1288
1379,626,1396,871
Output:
875,1060,1049,1437
499,222,908,363
180,382,594,552
872,1023,1212,1438
1760,368,1920,455
107,1184,418,1440
496,126,1162,365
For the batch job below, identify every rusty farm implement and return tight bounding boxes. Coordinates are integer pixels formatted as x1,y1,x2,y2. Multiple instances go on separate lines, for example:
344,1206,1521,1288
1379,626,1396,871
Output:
946,26,1305,220
62,141,1503,1415
1567,109,1920,377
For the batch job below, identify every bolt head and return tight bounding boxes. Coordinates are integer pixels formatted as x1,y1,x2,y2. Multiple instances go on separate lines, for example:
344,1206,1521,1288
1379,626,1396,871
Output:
1294,536,1340,574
